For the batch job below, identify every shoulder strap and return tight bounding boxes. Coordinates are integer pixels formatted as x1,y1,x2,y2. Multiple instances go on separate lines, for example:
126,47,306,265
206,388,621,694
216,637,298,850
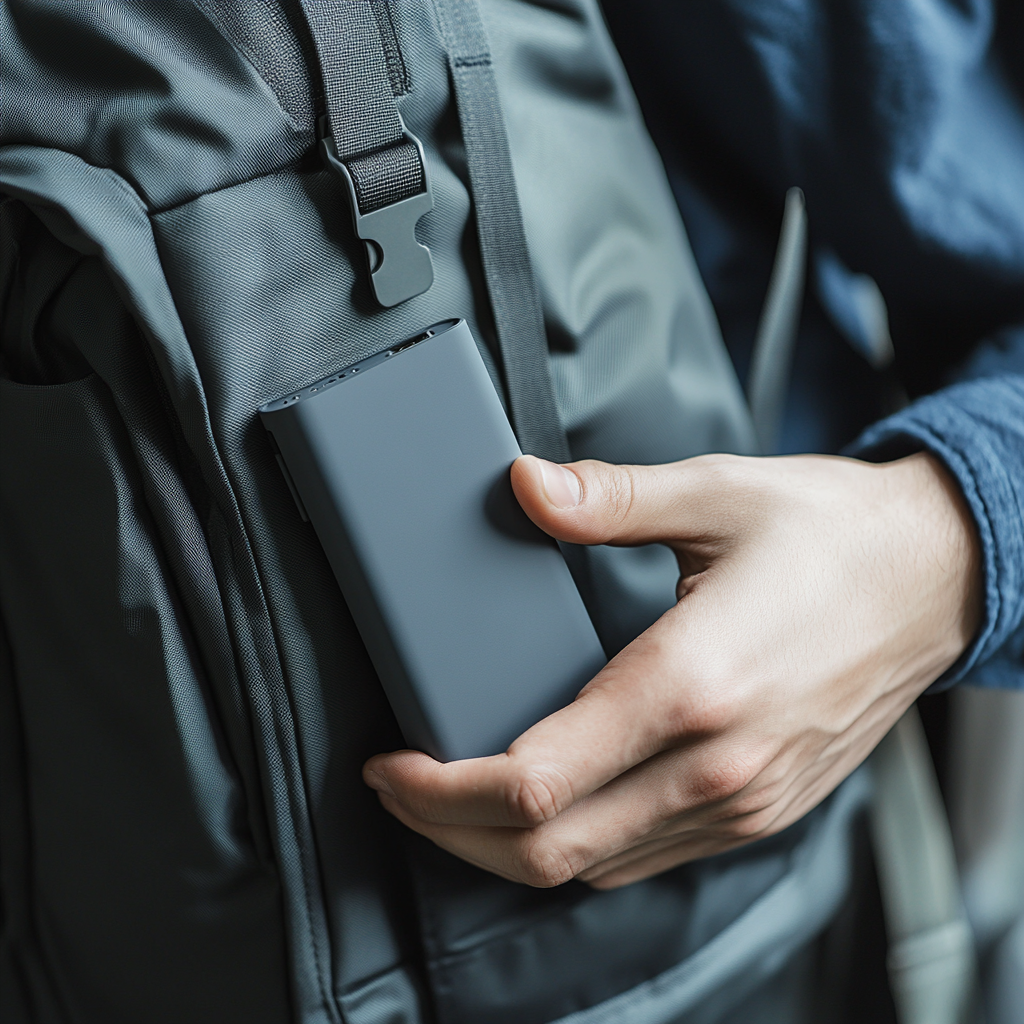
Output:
871,707,976,1024
431,0,570,464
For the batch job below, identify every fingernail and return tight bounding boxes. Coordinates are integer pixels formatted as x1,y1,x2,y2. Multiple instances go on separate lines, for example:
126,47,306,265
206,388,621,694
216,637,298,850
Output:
364,769,395,798
538,459,581,508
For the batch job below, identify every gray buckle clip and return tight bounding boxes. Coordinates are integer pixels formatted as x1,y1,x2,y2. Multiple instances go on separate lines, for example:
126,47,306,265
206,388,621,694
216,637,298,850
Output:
320,130,435,308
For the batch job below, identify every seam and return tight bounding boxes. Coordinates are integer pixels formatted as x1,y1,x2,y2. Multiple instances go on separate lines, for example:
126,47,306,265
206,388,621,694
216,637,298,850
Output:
148,147,314,217
371,0,412,96
453,54,492,68
215,505,341,1023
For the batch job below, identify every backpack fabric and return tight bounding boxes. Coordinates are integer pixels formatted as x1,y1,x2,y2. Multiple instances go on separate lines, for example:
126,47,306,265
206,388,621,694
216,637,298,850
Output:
0,2,868,1022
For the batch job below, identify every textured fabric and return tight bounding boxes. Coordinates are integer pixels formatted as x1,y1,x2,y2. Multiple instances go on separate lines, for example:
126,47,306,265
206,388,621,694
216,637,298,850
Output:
603,0,1024,449
0,198,92,383
543,770,869,1024
0,206,291,1023
372,0,412,96
0,0,311,211
348,139,424,214
192,0,318,128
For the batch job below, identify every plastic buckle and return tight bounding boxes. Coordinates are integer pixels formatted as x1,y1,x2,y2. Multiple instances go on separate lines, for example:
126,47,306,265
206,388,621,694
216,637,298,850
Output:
320,127,435,308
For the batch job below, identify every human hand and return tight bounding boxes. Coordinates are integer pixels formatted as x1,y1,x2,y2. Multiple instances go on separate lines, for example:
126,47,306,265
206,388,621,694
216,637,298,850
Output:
363,451,981,889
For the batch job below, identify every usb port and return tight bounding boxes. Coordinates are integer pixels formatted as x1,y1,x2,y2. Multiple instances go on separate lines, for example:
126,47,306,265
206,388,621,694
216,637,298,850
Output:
392,329,434,356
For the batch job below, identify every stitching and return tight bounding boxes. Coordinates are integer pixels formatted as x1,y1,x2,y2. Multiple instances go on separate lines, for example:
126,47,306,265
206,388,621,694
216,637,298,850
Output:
453,54,491,68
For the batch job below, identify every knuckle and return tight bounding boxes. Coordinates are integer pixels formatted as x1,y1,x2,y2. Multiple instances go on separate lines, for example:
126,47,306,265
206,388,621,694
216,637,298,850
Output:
662,694,729,740
673,701,731,743
692,756,760,805
506,765,574,827
517,835,582,888
603,465,637,526
664,658,745,737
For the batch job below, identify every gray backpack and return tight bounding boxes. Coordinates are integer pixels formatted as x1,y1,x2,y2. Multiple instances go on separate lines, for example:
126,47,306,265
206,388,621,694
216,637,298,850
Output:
0,2,966,1022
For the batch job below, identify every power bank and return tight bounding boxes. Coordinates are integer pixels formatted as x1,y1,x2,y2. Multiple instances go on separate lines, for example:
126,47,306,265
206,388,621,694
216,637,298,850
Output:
259,319,606,761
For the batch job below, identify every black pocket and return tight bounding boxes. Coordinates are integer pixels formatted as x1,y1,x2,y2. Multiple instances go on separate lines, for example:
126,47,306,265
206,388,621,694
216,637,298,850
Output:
0,199,94,386
0,181,296,1024
0,372,290,1024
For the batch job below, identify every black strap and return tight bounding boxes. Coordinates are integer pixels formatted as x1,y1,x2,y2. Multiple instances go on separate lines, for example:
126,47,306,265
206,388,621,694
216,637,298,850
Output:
298,0,434,307
432,0,570,464
301,0,422,213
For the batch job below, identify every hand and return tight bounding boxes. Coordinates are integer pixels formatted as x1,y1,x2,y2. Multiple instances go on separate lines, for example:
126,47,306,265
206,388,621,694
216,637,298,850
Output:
363,451,982,889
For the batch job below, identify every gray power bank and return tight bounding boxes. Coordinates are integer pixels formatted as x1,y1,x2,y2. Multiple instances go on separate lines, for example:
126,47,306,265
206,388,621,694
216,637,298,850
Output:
259,319,606,762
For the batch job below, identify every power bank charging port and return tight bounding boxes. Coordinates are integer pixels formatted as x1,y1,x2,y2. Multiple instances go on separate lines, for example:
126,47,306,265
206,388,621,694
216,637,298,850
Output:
392,329,434,356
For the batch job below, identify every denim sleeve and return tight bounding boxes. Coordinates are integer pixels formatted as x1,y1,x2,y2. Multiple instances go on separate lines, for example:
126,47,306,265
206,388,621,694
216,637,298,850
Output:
847,359,1024,690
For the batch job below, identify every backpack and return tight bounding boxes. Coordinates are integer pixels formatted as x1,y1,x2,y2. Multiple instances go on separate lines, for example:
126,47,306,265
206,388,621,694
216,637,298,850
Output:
0,2,968,1022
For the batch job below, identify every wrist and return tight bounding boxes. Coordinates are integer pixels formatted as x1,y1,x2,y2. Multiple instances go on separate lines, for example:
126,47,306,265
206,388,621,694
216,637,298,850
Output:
886,451,983,669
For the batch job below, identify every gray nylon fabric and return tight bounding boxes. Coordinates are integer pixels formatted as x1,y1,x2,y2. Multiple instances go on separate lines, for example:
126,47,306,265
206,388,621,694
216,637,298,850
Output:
0,198,291,1024
1,2,865,1023
480,0,760,652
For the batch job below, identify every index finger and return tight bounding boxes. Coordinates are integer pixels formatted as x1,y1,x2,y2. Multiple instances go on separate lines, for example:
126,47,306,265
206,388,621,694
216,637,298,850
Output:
362,615,690,827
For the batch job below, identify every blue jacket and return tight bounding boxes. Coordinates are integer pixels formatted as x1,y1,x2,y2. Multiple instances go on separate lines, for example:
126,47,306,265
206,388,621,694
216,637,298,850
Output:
604,0,1024,691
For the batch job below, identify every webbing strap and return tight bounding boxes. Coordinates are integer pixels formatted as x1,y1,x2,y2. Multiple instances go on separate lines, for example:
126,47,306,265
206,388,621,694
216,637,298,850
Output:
431,0,570,464
299,0,434,307
301,0,421,213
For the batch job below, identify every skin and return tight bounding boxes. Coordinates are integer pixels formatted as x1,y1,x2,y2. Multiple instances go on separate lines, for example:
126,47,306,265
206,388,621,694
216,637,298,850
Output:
363,451,982,889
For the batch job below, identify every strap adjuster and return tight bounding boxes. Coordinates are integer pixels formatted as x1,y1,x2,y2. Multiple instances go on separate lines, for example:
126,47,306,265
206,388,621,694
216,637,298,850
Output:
320,123,435,308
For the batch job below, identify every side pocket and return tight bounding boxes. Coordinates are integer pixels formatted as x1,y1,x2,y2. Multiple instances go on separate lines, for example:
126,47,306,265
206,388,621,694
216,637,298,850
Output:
2,146,349,1024
0,373,290,1024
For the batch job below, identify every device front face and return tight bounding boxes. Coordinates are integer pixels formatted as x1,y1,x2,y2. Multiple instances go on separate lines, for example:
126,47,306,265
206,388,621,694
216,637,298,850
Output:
261,320,605,761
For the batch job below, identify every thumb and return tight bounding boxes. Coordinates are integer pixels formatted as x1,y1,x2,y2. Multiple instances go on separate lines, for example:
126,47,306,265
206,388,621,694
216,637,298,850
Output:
510,455,717,546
